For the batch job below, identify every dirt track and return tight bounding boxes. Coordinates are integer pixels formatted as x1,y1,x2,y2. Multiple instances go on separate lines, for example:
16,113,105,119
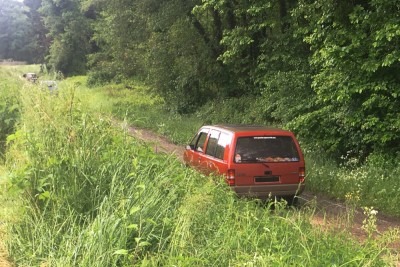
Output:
0,239,11,267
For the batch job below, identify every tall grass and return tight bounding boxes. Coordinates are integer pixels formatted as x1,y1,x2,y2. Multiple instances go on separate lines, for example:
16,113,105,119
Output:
95,80,202,144
1,67,398,266
305,151,400,216
0,66,25,158
106,85,279,144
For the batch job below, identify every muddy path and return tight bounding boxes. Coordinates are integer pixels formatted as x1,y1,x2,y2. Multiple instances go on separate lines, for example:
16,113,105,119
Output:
0,238,11,267
126,124,400,253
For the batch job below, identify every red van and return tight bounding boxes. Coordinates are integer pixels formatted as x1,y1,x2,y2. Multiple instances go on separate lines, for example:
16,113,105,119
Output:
183,125,305,203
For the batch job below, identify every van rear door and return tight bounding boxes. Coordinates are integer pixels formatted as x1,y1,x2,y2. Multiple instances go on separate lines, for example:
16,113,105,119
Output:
232,136,303,186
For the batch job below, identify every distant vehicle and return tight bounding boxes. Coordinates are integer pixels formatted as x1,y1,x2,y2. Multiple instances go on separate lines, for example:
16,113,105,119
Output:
40,80,58,93
23,73,38,82
183,124,306,204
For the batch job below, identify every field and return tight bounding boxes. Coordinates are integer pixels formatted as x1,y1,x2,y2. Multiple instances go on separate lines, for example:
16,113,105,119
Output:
0,66,399,266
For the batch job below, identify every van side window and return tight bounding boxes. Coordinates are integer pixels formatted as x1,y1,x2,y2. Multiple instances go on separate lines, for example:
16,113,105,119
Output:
196,132,208,152
189,134,198,149
205,130,220,157
205,131,230,160
215,133,230,160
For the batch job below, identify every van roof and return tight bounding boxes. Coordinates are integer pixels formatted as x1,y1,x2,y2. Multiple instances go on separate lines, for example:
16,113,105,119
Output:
206,124,292,134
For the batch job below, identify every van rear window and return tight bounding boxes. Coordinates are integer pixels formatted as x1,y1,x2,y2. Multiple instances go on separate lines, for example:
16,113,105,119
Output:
234,136,300,163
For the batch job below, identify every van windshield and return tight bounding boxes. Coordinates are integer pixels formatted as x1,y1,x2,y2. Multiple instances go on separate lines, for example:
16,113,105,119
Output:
234,136,300,163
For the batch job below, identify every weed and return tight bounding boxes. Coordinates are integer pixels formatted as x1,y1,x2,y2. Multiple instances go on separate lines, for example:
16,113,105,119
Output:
362,207,378,239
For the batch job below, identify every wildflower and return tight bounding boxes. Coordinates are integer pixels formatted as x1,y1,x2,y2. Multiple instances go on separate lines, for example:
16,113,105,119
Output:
370,209,378,216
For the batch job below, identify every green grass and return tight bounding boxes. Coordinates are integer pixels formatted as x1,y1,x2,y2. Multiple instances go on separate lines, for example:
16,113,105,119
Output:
305,152,400,216
0,66,25,158
77,78,203,144
1,65,399,266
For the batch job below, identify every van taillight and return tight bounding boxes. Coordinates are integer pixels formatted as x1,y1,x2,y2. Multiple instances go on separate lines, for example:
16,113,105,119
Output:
226,169,235,186
299,167,305,183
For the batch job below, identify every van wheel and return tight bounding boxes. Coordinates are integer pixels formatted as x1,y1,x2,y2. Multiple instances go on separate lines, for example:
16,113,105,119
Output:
283,195,298,206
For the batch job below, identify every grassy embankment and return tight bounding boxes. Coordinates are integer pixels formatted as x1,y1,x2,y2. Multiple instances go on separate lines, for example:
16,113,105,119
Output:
0,66,399,266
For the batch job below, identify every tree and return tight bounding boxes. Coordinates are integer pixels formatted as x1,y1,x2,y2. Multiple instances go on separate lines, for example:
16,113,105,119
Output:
40,0,93,75
23,0,50,63
193,0,314,118
0,0,32,61
88,0,227,113
292,0,400,158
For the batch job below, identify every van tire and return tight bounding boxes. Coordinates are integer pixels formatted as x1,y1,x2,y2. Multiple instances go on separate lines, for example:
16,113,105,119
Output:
284,195,299,206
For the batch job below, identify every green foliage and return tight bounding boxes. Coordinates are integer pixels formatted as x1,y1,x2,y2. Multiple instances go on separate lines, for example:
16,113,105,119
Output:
88,0,226,113
0,0,32,61
196,96,273,126
292,0,400,158
40,0,93,75
306,151,400,217
85,0,400,162
3,0,400,161
86,0,144,83
99,81,202,144
145,17,223,114
23,0,49,63
196,0,276,92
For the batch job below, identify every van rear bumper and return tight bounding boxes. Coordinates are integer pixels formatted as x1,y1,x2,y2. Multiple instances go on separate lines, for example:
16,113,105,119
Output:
232,183,305,199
